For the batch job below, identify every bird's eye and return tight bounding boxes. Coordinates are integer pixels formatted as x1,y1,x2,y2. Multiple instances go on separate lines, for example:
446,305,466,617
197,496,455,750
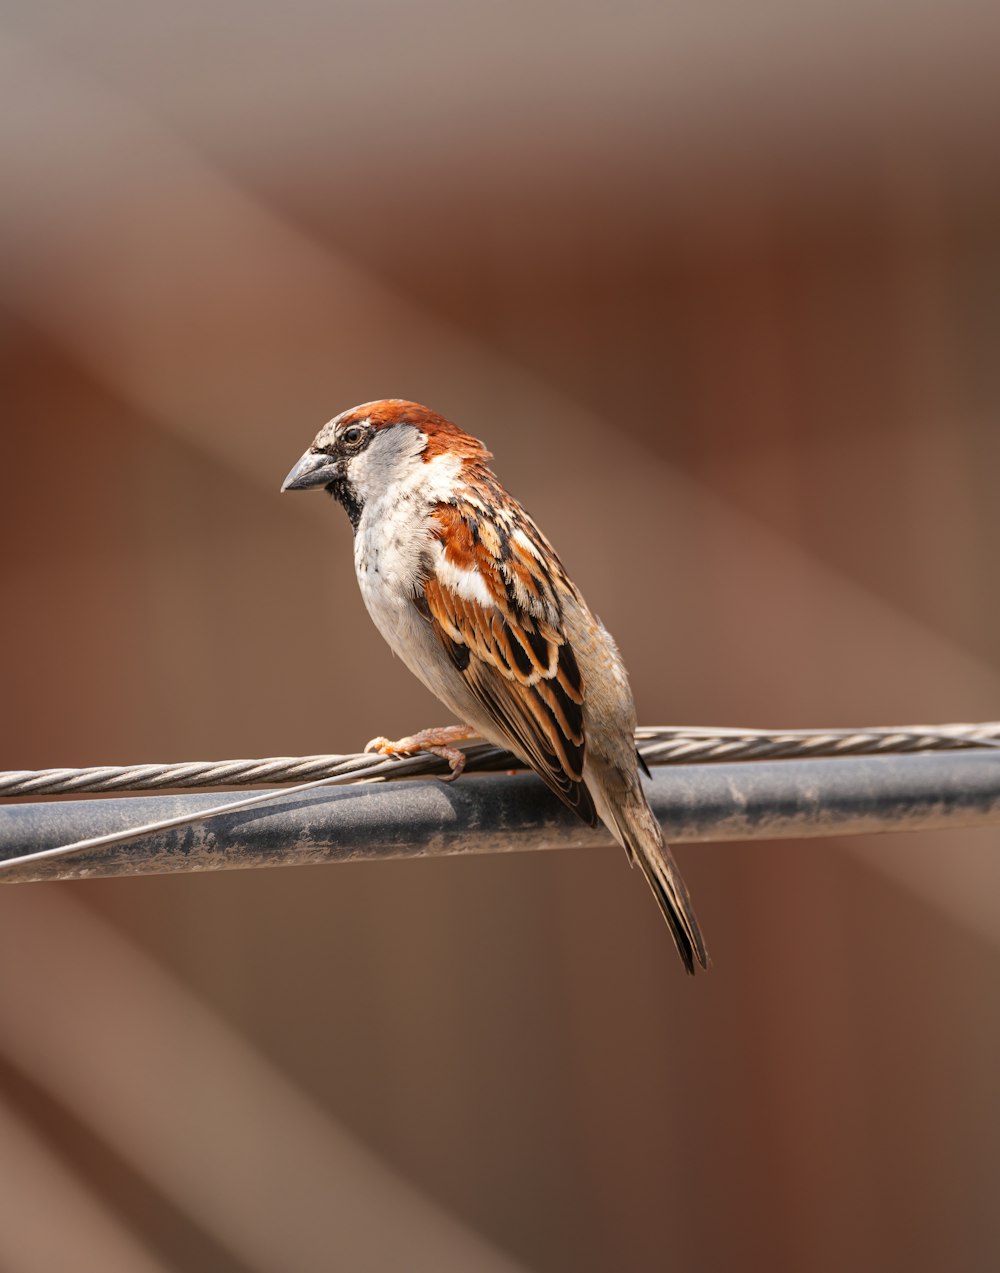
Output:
342,425,364,447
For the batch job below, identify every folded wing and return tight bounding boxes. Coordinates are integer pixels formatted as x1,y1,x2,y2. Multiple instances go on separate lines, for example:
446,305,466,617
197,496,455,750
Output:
419,500,597,826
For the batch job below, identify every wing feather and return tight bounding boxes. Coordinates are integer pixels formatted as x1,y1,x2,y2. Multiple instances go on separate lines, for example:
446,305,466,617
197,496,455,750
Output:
421,501,596,825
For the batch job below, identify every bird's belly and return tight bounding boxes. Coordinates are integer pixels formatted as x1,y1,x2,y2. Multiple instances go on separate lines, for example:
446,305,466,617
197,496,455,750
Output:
355,555,484,728
353,516,427,660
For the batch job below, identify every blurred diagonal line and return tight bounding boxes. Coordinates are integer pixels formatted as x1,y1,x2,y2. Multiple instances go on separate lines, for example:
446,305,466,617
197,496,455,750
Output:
0,1049,256,1273
0,889,532,1273
0,1095,171,1273
848,825,1000,949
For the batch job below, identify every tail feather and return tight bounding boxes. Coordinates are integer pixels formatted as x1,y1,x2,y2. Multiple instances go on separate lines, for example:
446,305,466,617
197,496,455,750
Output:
606,793,709,974
633,836,709,974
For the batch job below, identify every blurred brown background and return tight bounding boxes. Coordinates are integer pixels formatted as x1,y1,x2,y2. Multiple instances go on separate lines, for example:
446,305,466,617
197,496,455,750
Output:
3,3,1000,1270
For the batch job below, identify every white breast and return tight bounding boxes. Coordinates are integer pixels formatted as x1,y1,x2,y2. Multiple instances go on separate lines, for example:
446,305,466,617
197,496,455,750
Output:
354,496,429,660
351,439,480,720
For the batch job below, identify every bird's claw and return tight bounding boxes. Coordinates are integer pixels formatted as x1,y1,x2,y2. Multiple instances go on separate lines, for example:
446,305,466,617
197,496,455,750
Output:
363,726,475,779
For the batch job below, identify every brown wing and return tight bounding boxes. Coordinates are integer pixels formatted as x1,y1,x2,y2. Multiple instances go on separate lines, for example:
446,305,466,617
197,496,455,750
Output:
420,500,597,826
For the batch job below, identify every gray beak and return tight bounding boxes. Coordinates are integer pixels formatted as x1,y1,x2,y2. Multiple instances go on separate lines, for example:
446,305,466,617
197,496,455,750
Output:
281,450,340,492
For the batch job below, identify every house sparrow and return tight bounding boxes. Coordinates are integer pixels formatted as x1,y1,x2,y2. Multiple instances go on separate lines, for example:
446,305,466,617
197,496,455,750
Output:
282,400,708,972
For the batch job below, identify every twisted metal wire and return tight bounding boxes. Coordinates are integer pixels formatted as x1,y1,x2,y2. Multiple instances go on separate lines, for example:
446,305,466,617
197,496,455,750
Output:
3,723,999,799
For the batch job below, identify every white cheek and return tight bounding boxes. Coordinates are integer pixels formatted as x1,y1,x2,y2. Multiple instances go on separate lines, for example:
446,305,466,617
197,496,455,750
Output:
349,427,425,497
348,429,464,510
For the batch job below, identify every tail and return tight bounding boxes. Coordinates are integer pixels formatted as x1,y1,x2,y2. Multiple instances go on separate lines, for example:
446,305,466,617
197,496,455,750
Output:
604,788,709,974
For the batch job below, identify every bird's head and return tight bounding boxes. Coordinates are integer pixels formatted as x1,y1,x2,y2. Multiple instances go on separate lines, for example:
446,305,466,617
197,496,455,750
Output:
281,399,491,530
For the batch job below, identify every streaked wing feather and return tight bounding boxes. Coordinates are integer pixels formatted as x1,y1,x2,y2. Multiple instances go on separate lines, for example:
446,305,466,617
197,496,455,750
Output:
421,502,596,826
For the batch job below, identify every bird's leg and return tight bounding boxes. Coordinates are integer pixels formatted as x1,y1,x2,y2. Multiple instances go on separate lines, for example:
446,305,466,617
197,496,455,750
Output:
364,725,478,780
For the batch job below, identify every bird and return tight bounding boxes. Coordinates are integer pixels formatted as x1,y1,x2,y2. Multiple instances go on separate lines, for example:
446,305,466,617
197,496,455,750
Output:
282,400,708,973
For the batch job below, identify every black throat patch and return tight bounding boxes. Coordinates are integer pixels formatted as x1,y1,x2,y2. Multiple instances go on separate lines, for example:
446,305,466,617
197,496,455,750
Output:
326,478,364,532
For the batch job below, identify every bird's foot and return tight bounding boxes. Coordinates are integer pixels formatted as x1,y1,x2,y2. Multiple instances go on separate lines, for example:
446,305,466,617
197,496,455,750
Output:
364,725,478,781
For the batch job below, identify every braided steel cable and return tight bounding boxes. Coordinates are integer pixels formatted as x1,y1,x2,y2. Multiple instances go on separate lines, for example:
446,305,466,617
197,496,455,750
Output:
4,751,1000,884
3,723,1000,798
